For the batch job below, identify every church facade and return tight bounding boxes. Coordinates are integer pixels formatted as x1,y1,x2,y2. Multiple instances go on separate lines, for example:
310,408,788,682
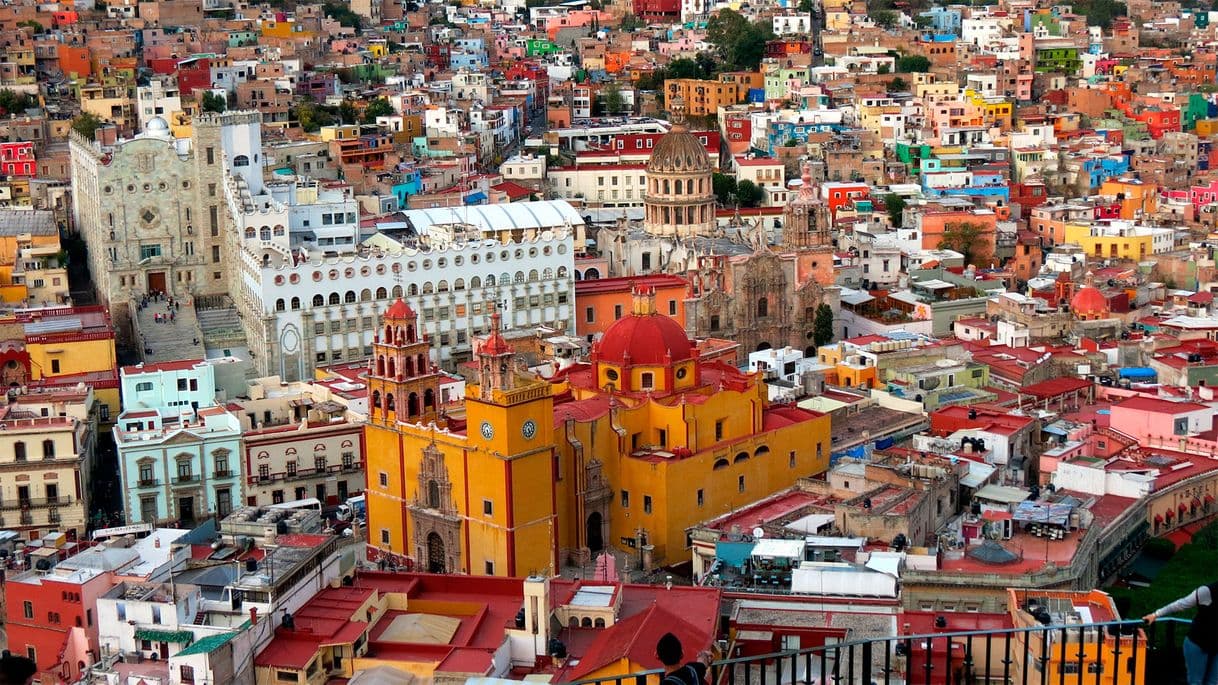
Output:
364,288,832,574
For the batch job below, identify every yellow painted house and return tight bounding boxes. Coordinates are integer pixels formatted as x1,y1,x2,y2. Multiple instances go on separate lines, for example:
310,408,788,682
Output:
365,288,832,574
1062,221,1154,261
0,305,120,428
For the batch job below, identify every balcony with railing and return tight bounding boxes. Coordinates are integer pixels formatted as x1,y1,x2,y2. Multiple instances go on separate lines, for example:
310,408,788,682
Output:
567,619,1199,685
0,496,74,510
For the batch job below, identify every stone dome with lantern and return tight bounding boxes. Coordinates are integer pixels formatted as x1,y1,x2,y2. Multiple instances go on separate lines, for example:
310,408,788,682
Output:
643,96,717,237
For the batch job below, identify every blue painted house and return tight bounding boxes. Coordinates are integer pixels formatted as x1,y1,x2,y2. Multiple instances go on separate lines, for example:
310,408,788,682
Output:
116,360,243,526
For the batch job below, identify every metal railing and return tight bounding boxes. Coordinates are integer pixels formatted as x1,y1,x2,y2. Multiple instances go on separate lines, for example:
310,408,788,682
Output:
0,496,74,510
565,618,1196,685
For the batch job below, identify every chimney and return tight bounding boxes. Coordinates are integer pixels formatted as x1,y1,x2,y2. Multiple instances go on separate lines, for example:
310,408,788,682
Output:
523,575,551,656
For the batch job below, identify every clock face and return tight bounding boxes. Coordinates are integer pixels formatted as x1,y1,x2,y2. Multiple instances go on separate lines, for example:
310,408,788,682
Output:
480,421,494,440
522,419,537,440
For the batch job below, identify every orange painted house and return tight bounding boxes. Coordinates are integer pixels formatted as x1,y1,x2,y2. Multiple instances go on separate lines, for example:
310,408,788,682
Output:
574,274,688,339
919,208,999,265
56,45,90,78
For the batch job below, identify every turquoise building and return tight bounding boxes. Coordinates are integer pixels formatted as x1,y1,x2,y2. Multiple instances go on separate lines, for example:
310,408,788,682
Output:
115,360,243,526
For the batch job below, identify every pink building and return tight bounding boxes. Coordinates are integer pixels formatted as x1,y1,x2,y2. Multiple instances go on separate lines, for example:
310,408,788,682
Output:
1107,396,1215,443
1188,179,1218,209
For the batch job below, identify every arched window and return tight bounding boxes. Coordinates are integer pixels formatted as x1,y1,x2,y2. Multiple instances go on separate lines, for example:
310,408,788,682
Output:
581,617,593,628
360,289,372,302
557,267,569,279
485,275,496,287
371,390,381,408
387,357,396,378
377,356,385,376
392,285,403,298
734,451,749,463
376,287,388,299
528,270,538,281
713,458,729,470
244,227,255,239
422,282,433,294
407,325,417,343
344,291,356,303
428,480,440,509
454,278,465,291
408,392,420,417
385,394,395,411
754,445,770,457
408,283,419,296
312,294,324,307
594,617,606,628
260,226,271,240
14,441,25,461
424,388,435,409
233,155,250,167
514,271,525,284
470,276,481,289
437,280,449,292
290,297,300,310
663,179,670,194
543,268,553,280
757,297,768,318
42,440,55,459
329,293,340,305
275,299,285,312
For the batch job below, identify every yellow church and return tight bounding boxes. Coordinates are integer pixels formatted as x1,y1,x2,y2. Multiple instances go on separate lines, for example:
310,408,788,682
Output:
364,287,831,576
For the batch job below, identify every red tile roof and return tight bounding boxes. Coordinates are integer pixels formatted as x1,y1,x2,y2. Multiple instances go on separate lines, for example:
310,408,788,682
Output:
1113,396,1210,413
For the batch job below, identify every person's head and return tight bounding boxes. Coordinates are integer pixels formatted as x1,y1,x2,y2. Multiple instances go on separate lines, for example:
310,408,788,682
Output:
656,632,683,667
0,652,37,685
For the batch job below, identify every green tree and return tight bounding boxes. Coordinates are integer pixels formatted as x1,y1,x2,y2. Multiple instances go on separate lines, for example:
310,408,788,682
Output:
339,100,358,124
71,112,104,140
619,13,645,30
322,1,364,33
1074,0,1126,28
294,101,336,132
0,89,34,115
735,179,763,207
813,303,834,347
886,77,909,92
872,9,897,28
200,91,227,113
17,20,43,34
666,57,706,80
798,0,815,10
896,54,931,72
938,221,986,266
602,84,626,115
878,63,891,74
712,172,737,205
705,8,774,71
363,97,394,123
883,193,906,227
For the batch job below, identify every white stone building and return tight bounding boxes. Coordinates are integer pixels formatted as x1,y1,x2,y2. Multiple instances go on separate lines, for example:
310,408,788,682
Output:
135,77,183,132
70,112,240,341
219,115,580,379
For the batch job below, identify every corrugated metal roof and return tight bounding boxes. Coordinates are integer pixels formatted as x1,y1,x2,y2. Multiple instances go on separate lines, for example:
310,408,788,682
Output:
0,209,56,236
400,200,583,234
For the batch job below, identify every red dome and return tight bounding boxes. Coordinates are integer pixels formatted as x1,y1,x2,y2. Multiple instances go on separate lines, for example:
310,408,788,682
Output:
384,298,416,320
1070,285,1108,316
596,312,694,365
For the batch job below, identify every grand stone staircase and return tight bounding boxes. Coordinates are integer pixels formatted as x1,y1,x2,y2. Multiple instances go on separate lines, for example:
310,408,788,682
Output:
133,297,206,363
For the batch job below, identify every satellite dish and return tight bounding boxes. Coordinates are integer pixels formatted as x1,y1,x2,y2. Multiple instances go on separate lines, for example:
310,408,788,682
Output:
752,527,765,539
